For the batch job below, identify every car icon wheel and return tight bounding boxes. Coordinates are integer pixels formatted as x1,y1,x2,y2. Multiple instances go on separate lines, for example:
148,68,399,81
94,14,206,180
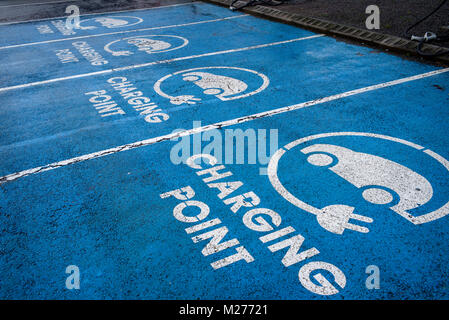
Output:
362,187,394,205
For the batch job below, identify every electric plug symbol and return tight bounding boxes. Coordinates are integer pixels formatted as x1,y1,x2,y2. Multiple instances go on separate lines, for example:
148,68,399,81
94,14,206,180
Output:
317,204,374,235
169,95,201,105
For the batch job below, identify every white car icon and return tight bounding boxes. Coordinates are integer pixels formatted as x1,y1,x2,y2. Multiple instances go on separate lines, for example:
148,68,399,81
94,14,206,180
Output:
153,66,269,106
79,17,131,30
127,38,172,53
300,144,434,234
181,71,248,100
95,17,130,28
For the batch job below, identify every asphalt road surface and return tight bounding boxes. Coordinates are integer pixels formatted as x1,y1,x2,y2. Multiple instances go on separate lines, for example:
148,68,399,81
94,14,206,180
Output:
0,0,448,300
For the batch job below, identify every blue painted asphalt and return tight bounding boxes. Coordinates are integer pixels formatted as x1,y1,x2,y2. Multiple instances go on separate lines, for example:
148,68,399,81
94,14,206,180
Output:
0,14,313,87
0,2,448,299
0,2,239,46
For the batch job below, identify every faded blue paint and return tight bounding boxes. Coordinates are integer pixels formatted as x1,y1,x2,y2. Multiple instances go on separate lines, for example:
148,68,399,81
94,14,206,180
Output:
0,2,448,299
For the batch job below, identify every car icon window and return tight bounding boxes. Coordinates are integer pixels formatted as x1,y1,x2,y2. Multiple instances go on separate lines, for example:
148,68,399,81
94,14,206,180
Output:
301,144,434,222
181,71,248,100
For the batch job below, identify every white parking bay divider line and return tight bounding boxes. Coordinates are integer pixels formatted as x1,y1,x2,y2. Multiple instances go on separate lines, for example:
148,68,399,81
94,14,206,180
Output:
0,1,199,26
0,34,324,93
1,67,448,184
0,15,248,50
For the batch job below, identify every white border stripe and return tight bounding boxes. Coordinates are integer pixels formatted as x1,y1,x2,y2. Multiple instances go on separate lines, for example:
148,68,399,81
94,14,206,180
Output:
1,67,448,184
0,15,248,50
0,34,324,93
0,1,199,26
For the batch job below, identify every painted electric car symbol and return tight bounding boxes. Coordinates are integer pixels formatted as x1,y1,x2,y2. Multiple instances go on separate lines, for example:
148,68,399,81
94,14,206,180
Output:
79,16,143,30
181,72,248,99
104,35,188,56
302,144,433,234
268,132,449,235
153,66,269,105
131,38,170,51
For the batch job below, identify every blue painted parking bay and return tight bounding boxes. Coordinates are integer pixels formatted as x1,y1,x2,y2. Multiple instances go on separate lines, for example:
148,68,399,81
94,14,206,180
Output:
0,1,448,299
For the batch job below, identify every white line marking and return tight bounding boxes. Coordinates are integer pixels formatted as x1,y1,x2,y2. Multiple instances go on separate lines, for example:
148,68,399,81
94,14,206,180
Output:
1,67,448,184
0,1,199,26
0,34,324,93
0,15,248,50
0,0,77,8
